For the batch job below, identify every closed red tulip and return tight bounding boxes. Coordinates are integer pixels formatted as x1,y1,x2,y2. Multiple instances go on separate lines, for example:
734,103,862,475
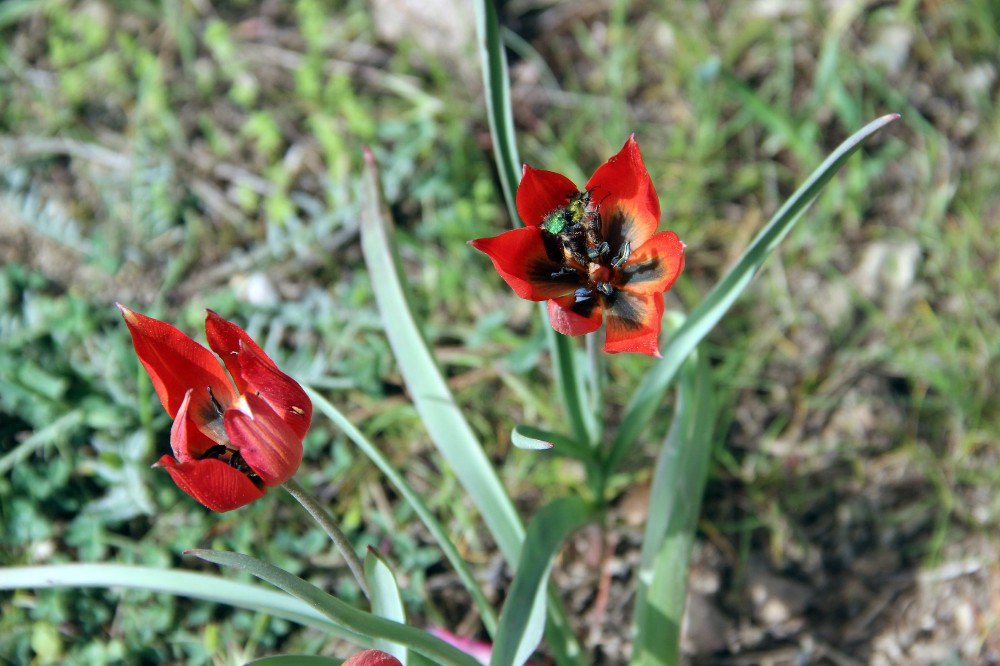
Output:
119,306,312,511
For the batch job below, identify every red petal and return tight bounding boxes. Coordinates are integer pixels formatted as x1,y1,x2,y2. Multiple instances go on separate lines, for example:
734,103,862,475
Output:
516,165,579,227
585,136,660,251
224,394,303,486
204,310,277,393
603,291,664,356
170,390,218,462
614,231,685,295
547,295,602,336
235,341,312,440
156,455,265,512
469,227,581,301
343,650,403,666
204,311,311,439
119,305,237,420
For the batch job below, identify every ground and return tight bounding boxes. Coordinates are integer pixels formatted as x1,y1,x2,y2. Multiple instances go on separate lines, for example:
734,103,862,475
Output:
0,0,998,664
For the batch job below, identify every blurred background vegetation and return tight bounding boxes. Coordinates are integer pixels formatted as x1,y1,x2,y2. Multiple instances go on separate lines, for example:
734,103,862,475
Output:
1,0,997,663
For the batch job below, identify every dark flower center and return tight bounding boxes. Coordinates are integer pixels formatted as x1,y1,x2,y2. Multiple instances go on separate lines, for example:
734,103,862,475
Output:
541,190,631,299
202,444,264,488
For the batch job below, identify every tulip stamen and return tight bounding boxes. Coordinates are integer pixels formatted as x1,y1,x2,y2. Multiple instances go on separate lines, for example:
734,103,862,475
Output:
587,241,610,260
611,241,631,269
549,266,578,280
207,386,226,416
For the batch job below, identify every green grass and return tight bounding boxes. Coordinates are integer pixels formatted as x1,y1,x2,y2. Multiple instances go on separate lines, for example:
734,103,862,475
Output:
1,0,998,663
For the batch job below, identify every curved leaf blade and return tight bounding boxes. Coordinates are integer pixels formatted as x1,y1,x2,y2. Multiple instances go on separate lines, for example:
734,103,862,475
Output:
607,113,900,472
365,548,409,664
187,549,481,666
472,0,519,218
511,425,554,451
511,425,596,464
490,497,593,666
0,564,361,642
360,149,523,564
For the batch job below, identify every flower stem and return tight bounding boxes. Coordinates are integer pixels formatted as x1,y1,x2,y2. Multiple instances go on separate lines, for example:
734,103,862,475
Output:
586,330,605,445
282,477,369,599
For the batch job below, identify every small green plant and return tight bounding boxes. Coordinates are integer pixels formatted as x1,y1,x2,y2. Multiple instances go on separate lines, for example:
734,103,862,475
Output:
0,1,904,664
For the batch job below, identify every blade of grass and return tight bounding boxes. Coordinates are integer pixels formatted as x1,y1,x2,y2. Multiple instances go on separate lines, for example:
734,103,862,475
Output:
0,0,39,30
490,497,593,666
631,351,715,666
0,564,363,642
606,113,900,473
473,0,595,450
364,548,408,664
306,386,499,638
472,0,519,214
359,151,582,664
188,549,481,666
722,72,813,161
0,409,84,476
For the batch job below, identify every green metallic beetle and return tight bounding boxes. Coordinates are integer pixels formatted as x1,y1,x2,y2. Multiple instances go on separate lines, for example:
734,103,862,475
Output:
541,190,595,235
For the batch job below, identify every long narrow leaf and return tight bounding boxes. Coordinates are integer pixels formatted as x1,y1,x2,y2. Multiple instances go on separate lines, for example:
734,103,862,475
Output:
490,497,593,666
305,387,499,638
365,548,409,664
0,564,361,642
472,0,595,451
631,352,715,666
359,151,582,664
472,0,519,216
360,149,522,562
607,113,900,472
188,549,481,666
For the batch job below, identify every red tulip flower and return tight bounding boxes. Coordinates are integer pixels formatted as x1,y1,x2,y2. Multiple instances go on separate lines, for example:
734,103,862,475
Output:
470,136,684,356
343,650,402,666
119,305,312,512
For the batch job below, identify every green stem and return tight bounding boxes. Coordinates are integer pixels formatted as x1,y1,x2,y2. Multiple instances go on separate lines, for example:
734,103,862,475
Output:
549,324,595,448
282,477,369,600
585,330,605,445
306,386,500,638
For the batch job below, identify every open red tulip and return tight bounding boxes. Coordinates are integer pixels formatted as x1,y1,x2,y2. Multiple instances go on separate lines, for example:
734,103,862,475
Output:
470,136,685,356
119,305,312,511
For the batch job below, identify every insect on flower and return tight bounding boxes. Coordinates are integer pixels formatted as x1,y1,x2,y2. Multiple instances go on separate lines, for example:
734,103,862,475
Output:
470,136,685,356
119,306,312,512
